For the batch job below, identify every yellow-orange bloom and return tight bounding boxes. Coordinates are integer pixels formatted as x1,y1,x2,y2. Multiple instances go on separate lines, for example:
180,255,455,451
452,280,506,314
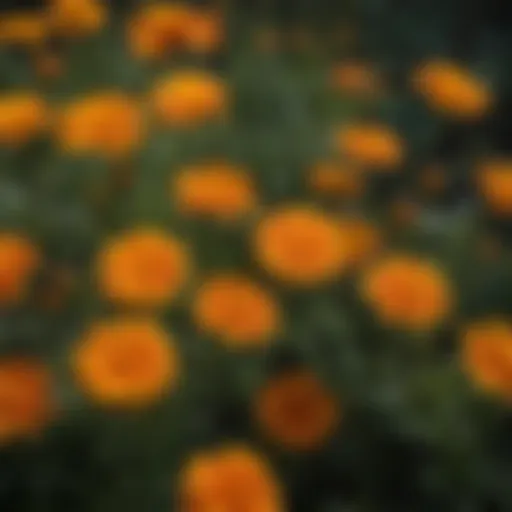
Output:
0,13,48,47
56,92,143,158
337,217,382,266
72,319,179,407
0,234,40,306
413,60,493,120
178,445,284,512
0,359,54,444
461,320,512,400
0,93,48,146
127,3,190,59
173,162,257,220
309,161,365,198
97,228,190,308
360,254,453,329
254,205,348,286
254,370,340,451
151,70,226,126
183,8,224,53
477,159,512,216
193,274,280,347
335,123,404,169
48,0,107,37
128,4,223,59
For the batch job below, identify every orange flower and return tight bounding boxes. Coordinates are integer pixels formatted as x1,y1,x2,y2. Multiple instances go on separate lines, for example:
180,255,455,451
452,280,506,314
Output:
0,234,40,306
360,254,453,329
193,274,280,347
477,159,512,216
151,70,227,126
254,205,348,286
335,123,404,170
331,61,381,97
0,93,48,146
184,8,224,53
461,320,512,400
178,445,284,512
127,3,190,59
0,13,48,47
337,217,382,265
309,161,365,198
173,162,257,220
413,60,493,120
72,319,179,407
254,370,340,451
48,0,107,37
56,92,143,158
97,228,190,308
0,359,54,444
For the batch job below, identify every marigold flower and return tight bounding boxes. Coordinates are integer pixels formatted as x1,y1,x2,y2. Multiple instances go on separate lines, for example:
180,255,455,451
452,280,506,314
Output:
360,254,453,330
254,205,348,286
173,162,257,220
193,274,280,347
336,123,404,170
97,228,190,308
413,60,493,120
48,0,107,37
72,319,179,408
309,161,365,198
184,8,224,53
0,13,48,47
0,233,40,306
56,92,143,158
178,445,284,512
0,359,54,444
151,70,227,126
254,370,340,451
127,3,190,59
0,93,48,146
477,159,512,216
461,320,512,400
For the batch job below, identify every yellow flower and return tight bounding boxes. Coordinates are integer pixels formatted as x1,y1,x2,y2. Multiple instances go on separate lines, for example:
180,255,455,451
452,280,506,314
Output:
254,205,348,286
48,0,107,37
0,359,54,444
477,158,512,216
413,60,493,120
254,370,340,451
193,274,280,347
0,13,48,47
173,162,257,220
0,93,48,146
72,319,179,408
309,161,365,198
335,123,404,170
360,254,453,330
461,320,512,400
97,228,190,308
178,445,284,512
0,233,40,306
56,92,143,158
151,70,227,126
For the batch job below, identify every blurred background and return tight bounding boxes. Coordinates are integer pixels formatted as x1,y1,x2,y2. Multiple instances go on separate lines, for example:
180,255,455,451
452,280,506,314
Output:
1,1,512,511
